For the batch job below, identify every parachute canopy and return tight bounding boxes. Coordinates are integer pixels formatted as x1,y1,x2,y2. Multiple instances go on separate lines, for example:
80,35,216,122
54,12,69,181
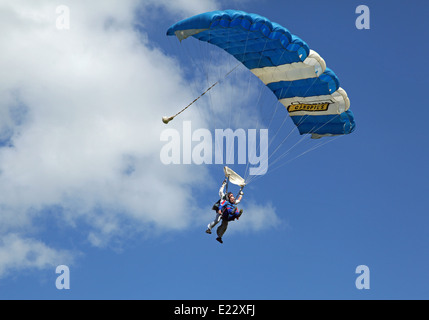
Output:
167,10,355,138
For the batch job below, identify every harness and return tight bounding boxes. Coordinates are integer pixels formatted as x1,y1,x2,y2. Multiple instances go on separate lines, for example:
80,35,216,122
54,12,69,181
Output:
212,199,236,213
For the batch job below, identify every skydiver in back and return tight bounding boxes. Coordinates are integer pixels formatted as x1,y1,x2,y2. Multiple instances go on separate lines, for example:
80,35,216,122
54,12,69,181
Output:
206,179,243,243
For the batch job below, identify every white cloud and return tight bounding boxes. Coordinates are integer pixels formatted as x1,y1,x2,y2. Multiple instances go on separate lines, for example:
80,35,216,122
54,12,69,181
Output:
233,201,282,232
0,0,280,277
0,233,74,279
0,0,217,274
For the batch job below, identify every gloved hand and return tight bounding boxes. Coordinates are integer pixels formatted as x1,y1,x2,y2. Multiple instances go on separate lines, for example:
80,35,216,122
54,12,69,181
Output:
239,190,244,196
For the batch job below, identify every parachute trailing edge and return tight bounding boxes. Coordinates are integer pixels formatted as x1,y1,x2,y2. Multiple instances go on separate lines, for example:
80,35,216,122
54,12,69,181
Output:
167,9,355,137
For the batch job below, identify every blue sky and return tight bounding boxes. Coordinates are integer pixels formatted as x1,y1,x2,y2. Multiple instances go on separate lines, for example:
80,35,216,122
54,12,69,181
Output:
0,0,428,300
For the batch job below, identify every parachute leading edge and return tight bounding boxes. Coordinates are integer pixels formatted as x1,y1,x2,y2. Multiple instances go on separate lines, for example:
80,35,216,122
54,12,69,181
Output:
167,10,356,138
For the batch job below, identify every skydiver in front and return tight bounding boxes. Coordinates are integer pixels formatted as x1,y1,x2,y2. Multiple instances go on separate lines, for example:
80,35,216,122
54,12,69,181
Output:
206,179,243,243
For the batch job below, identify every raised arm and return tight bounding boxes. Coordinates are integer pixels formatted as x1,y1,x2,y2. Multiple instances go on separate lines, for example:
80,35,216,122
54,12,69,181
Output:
219,179,227,199
235,188,244,204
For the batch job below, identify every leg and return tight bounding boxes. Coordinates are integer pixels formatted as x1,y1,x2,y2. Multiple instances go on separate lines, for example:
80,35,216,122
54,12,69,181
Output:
216,219,229,242
206,213,222,233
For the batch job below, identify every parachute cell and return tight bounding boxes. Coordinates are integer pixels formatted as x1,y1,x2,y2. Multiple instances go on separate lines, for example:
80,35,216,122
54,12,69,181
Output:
167,10,355,138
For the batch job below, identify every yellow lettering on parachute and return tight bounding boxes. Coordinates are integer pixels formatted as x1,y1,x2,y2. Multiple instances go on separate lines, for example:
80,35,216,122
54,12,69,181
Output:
287,103,330,113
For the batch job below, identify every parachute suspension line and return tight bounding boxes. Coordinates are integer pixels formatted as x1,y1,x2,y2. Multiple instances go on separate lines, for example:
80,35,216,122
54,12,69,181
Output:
171,37,210,124
226,28,236,131
242,37,272,182
243,69,271,180
247,137,341,186
243,77,301,183
246,69,315,183
270,114,342,168
162,63,240,124
202,31,220,154
266,100,282,134
292,134,343,160
246,72,329,182
265,81,294,145
200,32,214,124
225,28,242,163
254,99,287,168
243,46,292,182
266,126,309,167
224,29,255,177
264,113,334,169
246,134,307,184
244,114,311,185
243,99,288,183
244,51,326,184
246,114,344,185
261,70,330,159
250,135,344,186
252,47,294,169
259,76,323,169
245,118,306,184
226,28,256,166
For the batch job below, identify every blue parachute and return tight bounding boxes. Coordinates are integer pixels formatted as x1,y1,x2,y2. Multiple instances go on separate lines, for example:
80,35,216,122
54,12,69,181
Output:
167,10,355,138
